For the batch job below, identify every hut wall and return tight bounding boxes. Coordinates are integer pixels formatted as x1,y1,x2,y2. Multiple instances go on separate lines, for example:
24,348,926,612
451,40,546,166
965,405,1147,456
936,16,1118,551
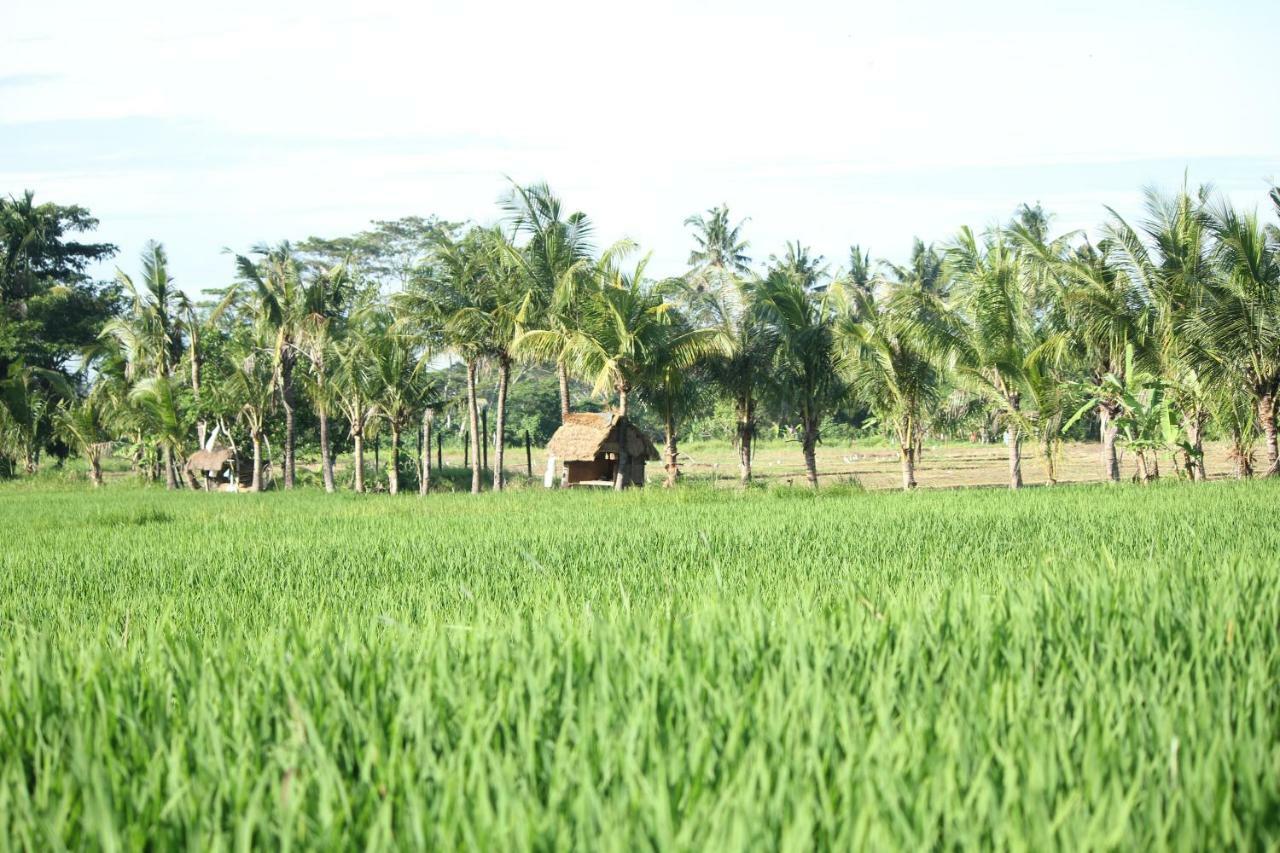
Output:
565,458,613,485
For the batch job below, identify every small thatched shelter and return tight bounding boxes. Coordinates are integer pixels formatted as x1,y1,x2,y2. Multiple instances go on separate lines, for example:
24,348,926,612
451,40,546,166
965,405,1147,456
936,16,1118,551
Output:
185,447,240,490
545,412,659,488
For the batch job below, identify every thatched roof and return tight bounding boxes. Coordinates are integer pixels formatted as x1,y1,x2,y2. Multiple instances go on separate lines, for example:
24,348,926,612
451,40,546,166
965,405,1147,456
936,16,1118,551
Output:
546,412,660,462
186,447,234,472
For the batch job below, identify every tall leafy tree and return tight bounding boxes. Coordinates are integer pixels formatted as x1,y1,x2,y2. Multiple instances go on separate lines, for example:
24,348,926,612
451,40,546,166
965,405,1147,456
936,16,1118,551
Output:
394,228,493,494
101,242,191,488
0,191,117,375
767,241,827,291
684,205,752,275
753,268,842,487
330,320,379,494
880,238,948,296
1021,236,1153,481
1106,187,1217,480
297,261,352,493
944,227,1039,489
501,182,598,421
217,343,276,491
836,284,944,490
0,362,70,475
54,394,113,487
671,273,772,483
369,311,430,495
1195,202,1280,474
234,242,309,489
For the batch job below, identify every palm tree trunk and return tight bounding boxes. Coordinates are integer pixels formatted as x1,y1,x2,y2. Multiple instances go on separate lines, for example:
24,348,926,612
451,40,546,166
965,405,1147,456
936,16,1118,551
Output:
1230,426,1254,479
192,339,205,451
163,444,178,490
614,415,630,491
1137,450,1154,483
281,355,296,489
1183,413,1206,481
466,359,481,494
736,393,753,484
319,407,335,493
900,445,917,490
801,411,819,488
1259,392,1278,476
493,358,510,491
1007,425,1023,490
251,435,263,491
420,409,433,495
1099,404,1120,482
663,408,678,488
181,455,200,490
90,453,103,488
557,360,570,422
389,427,400,495
353,430,365,493
1042,439,1058,486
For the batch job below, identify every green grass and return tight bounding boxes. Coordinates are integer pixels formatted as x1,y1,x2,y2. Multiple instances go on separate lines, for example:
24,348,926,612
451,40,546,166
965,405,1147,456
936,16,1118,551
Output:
1,480,1278,849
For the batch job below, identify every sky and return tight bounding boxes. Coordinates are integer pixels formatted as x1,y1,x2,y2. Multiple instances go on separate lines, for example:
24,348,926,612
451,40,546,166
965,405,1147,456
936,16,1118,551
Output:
3,0,1278,295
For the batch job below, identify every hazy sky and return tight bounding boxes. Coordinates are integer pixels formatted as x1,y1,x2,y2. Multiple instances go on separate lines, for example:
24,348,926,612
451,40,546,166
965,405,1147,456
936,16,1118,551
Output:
3,0,1278,294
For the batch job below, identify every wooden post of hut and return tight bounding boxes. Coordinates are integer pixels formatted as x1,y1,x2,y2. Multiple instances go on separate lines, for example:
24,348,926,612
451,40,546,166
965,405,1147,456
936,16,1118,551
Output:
525,430,532,478
544,412,659,489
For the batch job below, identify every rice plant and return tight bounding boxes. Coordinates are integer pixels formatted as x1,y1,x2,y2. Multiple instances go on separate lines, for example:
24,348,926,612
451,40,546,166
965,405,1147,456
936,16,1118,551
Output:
1,480,1277,848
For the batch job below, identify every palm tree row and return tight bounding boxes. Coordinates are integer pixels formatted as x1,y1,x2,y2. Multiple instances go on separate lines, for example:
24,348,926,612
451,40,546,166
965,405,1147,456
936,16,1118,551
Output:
8,179,1279,493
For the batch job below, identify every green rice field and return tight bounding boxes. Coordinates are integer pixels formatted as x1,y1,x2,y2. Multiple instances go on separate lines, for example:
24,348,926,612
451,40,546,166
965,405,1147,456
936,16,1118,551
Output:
1,480,1278,848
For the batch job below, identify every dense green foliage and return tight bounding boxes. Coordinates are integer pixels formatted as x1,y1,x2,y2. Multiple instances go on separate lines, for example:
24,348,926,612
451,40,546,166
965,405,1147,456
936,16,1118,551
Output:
6,179,1279,494
2,481,1277,847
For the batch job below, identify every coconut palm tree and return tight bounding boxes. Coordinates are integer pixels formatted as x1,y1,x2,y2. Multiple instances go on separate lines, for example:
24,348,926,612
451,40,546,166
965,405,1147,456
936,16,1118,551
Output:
471,228,531,491
684,205,752,275
1194,202,1280,474
234,242,308,489
670,272,772,483
845,245,874,295
0,361,69,475
752,268,842,487
297,260,352,493
330,322,379,493
1020,235,1154,482
102,241,191,487
393,228,493,494
216,343,275,491
1106,186,1217,480
501,181,598,421
129,374,200,489
944,226,1039,489
880,238,948,296
835,283,944,490
54,395,113,486
369,311,432,495
767,242,827,291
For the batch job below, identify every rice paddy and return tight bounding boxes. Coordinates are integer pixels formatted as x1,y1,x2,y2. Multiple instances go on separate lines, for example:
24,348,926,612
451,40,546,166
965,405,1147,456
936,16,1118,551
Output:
1,480,1278,848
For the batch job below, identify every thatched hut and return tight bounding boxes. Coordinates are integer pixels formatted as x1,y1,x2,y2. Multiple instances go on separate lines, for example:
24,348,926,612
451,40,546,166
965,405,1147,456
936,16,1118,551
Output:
545,412,659,488
185,447,240,490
